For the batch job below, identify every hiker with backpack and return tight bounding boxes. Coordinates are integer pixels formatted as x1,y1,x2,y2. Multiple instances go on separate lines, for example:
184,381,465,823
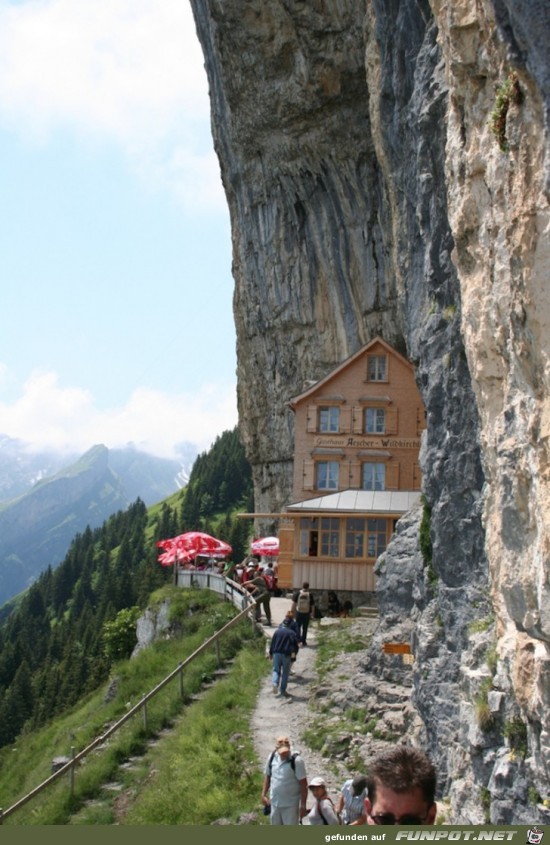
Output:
269,614,300,698
263,561,278,595
261,735,308,825
291,581,315,646
244,568,272,625
304,776,341,825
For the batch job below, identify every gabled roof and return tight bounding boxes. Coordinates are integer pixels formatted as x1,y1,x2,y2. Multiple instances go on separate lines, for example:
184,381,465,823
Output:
287,489,422,515
289,336,414,409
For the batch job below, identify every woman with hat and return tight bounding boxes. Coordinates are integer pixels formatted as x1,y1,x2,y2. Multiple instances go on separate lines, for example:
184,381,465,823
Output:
305,777,341,825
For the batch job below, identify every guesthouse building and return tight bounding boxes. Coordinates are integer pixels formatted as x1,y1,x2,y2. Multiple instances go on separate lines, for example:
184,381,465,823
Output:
275,337,426,599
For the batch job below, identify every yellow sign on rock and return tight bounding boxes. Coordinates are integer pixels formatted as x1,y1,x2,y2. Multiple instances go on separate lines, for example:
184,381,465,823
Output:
383,642,411,654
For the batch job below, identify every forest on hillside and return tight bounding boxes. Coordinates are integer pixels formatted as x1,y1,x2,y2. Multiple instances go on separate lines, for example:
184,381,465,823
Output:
0,427,253,750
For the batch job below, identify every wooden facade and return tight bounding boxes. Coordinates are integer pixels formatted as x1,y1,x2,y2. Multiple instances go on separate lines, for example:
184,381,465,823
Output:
277,337,426,595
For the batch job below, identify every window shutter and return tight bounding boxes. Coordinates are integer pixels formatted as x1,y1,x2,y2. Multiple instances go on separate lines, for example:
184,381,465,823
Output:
385,407,398,434
303,460,315,490
385,462,400,490
352,407,363,434
413,463,422,490
340,406,352,433
306,406,318,433
416,407,426,436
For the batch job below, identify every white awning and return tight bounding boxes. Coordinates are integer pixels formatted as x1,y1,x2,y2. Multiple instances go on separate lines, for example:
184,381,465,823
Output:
287,488,422,515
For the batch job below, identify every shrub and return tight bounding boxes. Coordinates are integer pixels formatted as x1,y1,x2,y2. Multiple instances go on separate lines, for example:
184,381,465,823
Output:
503,716,528,758
475,678,495,732
102,606,141,664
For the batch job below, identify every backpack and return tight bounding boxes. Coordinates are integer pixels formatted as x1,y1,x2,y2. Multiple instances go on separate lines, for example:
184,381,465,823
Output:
263,572,275,591
255,575,269,594
267,749,298,776
296,590,310,614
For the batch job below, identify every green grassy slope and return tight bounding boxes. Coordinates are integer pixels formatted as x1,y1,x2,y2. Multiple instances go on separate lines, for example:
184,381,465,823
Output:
0,587,267,825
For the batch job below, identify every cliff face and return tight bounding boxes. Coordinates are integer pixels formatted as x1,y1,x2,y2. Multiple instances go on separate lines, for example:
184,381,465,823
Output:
190,0,549,822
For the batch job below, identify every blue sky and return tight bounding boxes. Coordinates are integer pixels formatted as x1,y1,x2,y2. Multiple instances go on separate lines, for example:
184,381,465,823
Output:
0,0,237,459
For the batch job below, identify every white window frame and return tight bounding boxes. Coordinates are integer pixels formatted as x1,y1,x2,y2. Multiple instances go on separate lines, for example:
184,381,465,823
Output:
367,355,387,382
317,460,339,490
362,462,386,491
319,406,340,433
365,407,386,434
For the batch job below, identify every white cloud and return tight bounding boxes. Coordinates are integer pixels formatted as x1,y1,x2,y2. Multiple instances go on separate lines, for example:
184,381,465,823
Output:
0,370,238,459
0,0,225,211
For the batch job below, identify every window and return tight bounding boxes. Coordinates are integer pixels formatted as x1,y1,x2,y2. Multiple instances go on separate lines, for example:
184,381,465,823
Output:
362,462,386,490
320,517,340,557
300,518,318,556
367,355,387,382
365,407,385,434
367,518,387,557
345,517,365,557
317,460,339,490
300,517,339,557
319,406,340,433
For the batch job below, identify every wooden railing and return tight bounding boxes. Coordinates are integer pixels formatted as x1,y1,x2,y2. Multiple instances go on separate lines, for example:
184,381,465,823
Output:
0,580,257,824
176,570,252,611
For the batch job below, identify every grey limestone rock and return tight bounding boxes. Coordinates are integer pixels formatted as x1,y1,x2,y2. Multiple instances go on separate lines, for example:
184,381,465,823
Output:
189,0,550,822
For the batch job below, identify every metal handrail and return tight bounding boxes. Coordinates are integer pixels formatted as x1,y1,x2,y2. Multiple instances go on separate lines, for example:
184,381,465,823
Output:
0,581,257,823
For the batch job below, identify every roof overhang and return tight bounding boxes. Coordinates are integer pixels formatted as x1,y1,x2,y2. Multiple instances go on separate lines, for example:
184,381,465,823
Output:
236,489,422,520
287,488,422,515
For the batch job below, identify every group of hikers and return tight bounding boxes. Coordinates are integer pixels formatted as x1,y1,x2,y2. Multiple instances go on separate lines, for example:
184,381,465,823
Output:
219,559,439,827
253,578,438,826
262,740,437,826
180,546,441,826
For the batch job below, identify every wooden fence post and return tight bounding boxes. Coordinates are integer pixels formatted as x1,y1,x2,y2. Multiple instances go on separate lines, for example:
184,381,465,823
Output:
142,697,148,732
69,746,75,794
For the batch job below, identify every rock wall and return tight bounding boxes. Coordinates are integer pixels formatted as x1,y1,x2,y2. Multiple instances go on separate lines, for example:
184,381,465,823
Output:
430,0,550,822
189,0,549,822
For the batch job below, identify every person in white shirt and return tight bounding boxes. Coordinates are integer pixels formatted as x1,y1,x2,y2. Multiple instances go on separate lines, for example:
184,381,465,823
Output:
337,775,368,825
261,736,308,824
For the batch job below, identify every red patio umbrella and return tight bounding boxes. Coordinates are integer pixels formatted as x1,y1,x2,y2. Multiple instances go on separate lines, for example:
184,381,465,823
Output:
177,531,232,556
156,531,232,565
202,540,232,558
157,546,195,567
250,536,279,556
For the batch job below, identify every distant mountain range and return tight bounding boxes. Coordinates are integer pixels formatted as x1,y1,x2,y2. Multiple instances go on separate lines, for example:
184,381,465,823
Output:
0,437,197,606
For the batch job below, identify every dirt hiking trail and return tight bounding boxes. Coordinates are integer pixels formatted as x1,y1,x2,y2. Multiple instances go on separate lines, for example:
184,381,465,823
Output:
250,595,351,804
